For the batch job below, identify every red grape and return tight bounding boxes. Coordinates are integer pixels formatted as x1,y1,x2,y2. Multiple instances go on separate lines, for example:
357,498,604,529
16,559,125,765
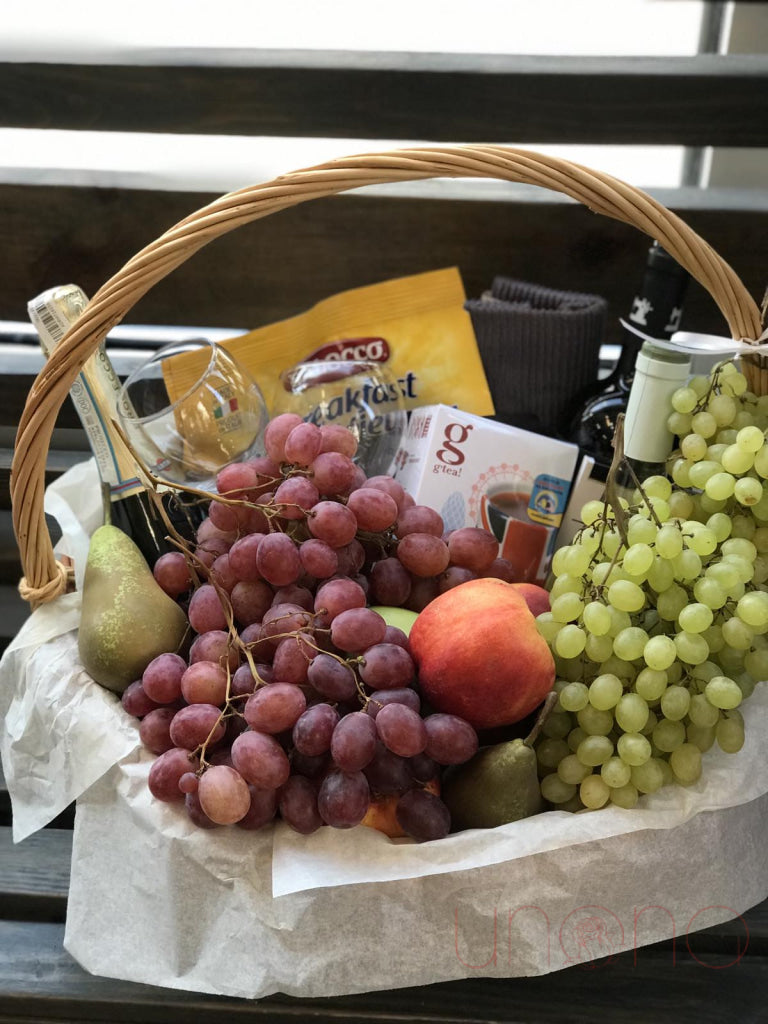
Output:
331,712,377,771
375,703,427,757
397,534,450,577
279,776,324,834
153,552,193,597
142,652,187,704
423,714,479,765
231,730,291,789
396,788,451,841
317,770,370,828
330,607,387,653
244,683,307,734
148,747,199,802
198,765,251,824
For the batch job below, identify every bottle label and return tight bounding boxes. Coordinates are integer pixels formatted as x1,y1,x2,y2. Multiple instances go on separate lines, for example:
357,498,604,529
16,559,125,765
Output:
29,286,144,500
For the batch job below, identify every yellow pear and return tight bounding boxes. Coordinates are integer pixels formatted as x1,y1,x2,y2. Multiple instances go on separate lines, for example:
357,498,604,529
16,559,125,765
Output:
78,525,188,693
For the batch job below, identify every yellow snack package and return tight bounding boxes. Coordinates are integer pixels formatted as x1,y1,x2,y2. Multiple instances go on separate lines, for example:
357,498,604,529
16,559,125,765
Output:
163,267,494,420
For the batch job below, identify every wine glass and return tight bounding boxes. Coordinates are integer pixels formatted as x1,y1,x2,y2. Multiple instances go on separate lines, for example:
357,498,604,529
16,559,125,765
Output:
272,359,407,477
117,338,269,490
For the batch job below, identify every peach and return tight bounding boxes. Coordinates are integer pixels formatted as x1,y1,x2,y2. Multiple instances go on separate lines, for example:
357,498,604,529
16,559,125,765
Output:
361,778,440,838
409,578,555,730
511,582,551,618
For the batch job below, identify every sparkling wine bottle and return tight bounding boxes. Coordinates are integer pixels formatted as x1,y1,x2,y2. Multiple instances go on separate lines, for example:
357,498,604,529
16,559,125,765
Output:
28,284,203,566
567,242,690,478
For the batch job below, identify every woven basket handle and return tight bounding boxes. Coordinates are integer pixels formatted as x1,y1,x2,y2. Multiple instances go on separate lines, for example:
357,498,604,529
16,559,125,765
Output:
11,144,764,606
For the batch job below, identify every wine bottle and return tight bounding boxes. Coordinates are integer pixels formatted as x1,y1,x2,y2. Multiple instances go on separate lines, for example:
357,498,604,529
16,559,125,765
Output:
28,284,203,566
566,242,690,478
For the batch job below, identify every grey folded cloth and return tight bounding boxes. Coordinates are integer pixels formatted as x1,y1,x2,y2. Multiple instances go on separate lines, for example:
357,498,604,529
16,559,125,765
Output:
465,277,607,438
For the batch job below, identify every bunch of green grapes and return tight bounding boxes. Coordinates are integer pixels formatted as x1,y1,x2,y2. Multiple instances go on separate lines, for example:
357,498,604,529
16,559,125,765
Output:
534,359,767,813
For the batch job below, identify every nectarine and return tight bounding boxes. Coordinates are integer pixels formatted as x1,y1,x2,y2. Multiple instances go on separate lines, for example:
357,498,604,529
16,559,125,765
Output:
511,582,551,618
409,578,555,730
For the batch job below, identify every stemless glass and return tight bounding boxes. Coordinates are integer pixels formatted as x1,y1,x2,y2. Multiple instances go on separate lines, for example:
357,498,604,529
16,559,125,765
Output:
273,359,407,477
117,338,269,489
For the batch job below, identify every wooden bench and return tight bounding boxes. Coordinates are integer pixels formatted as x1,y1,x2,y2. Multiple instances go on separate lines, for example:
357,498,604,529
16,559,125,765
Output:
2,33,768,1021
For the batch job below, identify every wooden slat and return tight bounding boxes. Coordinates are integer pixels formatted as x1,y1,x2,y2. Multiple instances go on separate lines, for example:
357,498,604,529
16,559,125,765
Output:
0,919,765,1024
3,183,768,347
2,54,768,145
0,828,70,922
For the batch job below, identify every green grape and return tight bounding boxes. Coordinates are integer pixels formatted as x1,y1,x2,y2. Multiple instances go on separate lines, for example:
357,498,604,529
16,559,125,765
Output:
627,515,658,546
559,682,590,713
541,711,574,740
536,738,571,770
716,428,739,446
613,626,649,661
641,709,658,736
598,654,636,681
705,560,740,589
736,591,768,627
657,758,675,787
723,554,756,585
643,496,671,523
721,443,754,475
607,579,645,613
551,546,571,577
581,500,606,525
674,631,710,665
557,753,592,785
652,718,686,752
684,526,717,557
551,592,585,623
666,660,684,683
731,514,757,540
582,600,612,636
609,782,639,808
601,756,632,788
668,411,693,436
677,602,713,634
617,732,652,766
559,795,585,813
736,674,756,700
540,774,578,804
549,573,586,599
562,543,592,577
721,617,754,651
690,659,720,684
642,634,677,671
580,774,611,809
681,433,708,461
601,529,624,559
685,722,716,753
623,543,654,576
647,556,675,593
693,577,727,610
705,676,743,710
555,624,587,658
716,713,745,753
689,374,711,397
698,493,727,515
704,472,736,501
753,445,768,478
615,693,650,733
642,475,673,501
744,647,768,679
660,685,691,721
588,673,624,711
577,705,615,736
670,549,702,583
717,645,746,675
669,743,703,785
585,632,615,663
736,424,765,453
705,513,732,543
719,368,748,396
536,613,565,644
708,392,737,426
606,607,632,637
734,477,763,506
753,526,768,552
567,727,588,752
635,666,668,701
672,459,693,488
655,525,683,560
630,758,665,794
691,411,717,439
687,459,720,490
688,692,721,728
668,490,695,520
591,561,626,587
671,386,697,414
576,735,614,767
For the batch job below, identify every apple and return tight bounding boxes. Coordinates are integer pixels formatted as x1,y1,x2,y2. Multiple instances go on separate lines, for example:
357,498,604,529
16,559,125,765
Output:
511,582,551,618
369,605,419,637
408,578,555,730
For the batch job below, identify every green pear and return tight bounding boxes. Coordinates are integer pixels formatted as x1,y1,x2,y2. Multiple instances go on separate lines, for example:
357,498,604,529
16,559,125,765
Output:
441,692,558,831
78,525,188,693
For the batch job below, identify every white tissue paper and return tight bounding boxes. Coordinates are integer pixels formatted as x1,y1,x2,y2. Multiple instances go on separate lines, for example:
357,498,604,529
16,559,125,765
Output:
1,457,767,999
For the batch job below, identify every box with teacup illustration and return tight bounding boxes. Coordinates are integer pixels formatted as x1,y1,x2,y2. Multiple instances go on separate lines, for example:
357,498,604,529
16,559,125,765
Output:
391,405,579,585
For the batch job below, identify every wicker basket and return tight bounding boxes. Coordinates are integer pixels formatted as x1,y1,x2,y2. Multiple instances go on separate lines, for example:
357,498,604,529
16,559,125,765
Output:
11,145,767,608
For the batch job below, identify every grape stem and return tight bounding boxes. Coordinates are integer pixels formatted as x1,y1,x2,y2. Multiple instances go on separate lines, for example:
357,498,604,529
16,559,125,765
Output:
604,414,629,546
523,690,559,747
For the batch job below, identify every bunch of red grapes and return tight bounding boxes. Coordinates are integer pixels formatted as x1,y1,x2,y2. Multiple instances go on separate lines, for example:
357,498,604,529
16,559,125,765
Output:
121,413,516,842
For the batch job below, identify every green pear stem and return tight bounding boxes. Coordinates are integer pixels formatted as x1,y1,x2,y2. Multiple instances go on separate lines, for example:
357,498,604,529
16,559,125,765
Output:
523,690,560,748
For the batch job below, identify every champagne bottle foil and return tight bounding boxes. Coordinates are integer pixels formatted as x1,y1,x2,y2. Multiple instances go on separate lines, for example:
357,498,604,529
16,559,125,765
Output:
464,277,607,437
